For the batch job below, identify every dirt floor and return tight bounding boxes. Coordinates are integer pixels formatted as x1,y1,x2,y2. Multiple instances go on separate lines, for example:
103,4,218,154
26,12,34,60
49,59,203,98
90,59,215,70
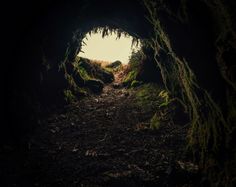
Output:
1,71,200,187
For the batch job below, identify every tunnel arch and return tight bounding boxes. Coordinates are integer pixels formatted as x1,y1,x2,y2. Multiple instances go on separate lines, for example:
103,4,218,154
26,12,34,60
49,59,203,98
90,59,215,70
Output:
33,0,154,105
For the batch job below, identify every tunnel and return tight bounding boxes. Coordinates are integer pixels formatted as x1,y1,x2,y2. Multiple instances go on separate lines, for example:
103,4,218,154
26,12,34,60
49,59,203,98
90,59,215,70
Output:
3,0,236,186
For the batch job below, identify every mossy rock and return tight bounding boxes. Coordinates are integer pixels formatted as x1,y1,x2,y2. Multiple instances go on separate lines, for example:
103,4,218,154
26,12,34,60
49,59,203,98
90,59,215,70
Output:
105,60,122,69
96,70,114,83
85,79,104,93
72,58,111,93
77,57,114,83
78,66,91,81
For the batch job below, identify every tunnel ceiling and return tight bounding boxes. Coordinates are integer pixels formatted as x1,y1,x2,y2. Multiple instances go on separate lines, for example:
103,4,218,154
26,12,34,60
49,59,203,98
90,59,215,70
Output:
7,0,236,101
10,0,152,51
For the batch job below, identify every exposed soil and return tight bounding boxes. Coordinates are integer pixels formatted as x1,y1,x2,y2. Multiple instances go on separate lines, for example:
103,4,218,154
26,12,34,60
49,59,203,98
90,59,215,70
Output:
1,71,199,187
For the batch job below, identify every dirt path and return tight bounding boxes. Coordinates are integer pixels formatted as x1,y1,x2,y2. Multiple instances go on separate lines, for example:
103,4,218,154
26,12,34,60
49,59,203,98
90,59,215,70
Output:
2,78,197,186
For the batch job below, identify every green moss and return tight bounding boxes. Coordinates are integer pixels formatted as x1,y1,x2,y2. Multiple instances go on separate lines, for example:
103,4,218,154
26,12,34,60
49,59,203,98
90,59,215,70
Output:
75,57,114,83
78,66,91,80
129,50,143,69
104,67,113,73
136,83,159,98
150,113,161,130
122,49,143,87
123,70,138,86
63,89,76,103
133,83,168,112
158,90,171,108
131,80,143,88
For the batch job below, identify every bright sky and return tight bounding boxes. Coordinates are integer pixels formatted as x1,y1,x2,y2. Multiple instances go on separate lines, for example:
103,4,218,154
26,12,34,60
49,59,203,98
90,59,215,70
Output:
78,32,140,64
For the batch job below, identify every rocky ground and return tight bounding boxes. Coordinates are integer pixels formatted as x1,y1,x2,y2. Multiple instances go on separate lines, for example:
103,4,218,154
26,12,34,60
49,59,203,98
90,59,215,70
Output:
1,70,200,187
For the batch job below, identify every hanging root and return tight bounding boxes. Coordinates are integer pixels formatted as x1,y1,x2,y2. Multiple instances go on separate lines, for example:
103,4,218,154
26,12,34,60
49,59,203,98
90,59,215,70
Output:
143,0,234,185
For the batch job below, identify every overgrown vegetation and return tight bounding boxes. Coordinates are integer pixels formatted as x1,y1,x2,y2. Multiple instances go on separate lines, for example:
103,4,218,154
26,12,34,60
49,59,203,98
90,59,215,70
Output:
134,83,162,111
122,49,143,87
143,0,235,185
60,55,115,102
132,83,174,131
86,27,140,47
76,57,114,82
60,28,140,102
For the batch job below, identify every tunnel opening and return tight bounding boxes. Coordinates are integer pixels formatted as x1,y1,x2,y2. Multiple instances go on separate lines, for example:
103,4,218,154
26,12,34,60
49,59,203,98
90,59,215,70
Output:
60,26,146,96
77,28,141,65
61,25,164,99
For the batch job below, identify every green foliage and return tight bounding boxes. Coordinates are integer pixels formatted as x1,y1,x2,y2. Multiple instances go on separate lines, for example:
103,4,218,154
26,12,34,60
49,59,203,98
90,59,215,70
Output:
129,50,143,69
158,90,171,108
63,89,76,103
131,80,142,88
75,56,114,84
123,70,138,86
150,113,160,130
104,67,114,73
134,83,170,112
78,66,91,80
123,49,143,86
135,83,160,100
87,27,140,47
133,83,171,130
60,26,140,100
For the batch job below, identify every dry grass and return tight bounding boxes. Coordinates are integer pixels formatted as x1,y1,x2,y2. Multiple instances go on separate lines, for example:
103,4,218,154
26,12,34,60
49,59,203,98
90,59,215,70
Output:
90,59,112,67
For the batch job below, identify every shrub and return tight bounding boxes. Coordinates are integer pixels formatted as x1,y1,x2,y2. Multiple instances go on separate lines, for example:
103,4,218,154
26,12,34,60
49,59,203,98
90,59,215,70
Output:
122,49,143,86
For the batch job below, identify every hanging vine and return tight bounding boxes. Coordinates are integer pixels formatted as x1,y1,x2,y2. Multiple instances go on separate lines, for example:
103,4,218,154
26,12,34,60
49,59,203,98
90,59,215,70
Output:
143,0,232,185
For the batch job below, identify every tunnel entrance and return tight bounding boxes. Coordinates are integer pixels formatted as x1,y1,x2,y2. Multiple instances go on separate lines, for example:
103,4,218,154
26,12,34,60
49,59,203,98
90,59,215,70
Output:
70,27,163,93
66,27,145,93
77,30,141,65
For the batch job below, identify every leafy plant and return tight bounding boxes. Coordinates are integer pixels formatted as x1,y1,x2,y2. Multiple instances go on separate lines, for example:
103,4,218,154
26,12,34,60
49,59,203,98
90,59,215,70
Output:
158,90,172,108
122,49,143,86
123,70,138,86
128,50,143,69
